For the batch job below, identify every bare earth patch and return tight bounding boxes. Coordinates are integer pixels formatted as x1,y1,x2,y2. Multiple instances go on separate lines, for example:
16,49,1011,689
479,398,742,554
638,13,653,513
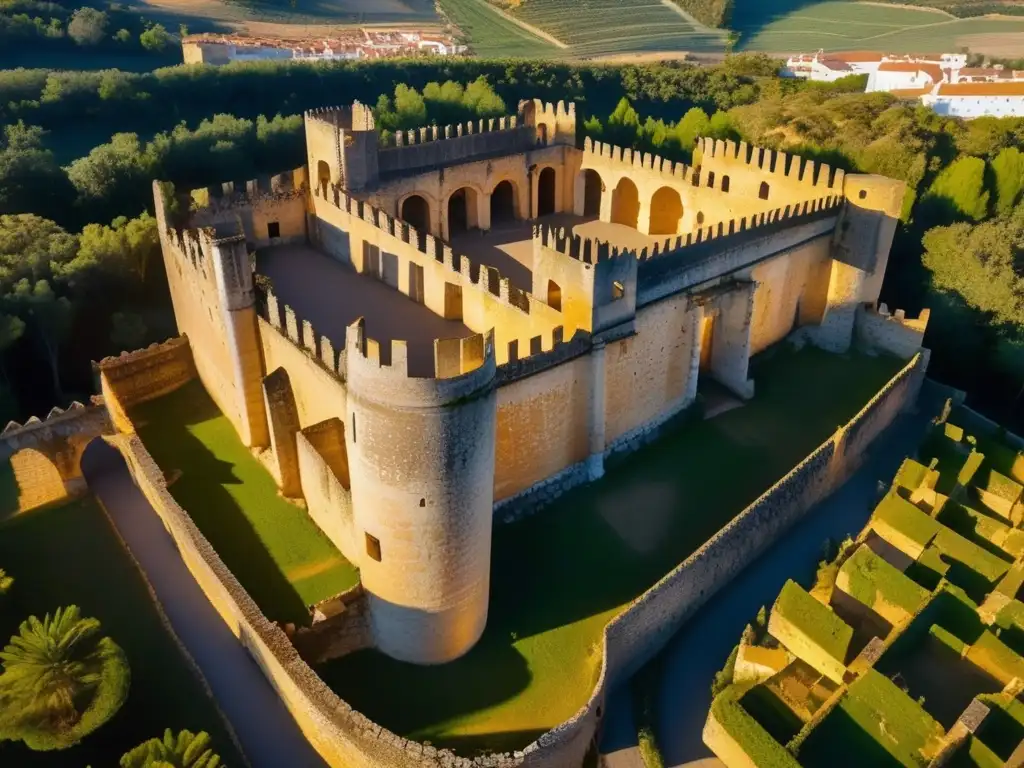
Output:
956,31,1024,57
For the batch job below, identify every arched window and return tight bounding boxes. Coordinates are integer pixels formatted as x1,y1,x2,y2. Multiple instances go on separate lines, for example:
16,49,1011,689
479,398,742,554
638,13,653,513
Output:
721,175,731,193
759,181,770,200
696,211,705,226
547,280,562,311
707,171,716,189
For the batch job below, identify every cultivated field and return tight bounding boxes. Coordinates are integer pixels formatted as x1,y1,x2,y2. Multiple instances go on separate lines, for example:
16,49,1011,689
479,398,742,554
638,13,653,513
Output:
129,0,439,35
511,0,727,58
436,0,561,57
733,0,1024,55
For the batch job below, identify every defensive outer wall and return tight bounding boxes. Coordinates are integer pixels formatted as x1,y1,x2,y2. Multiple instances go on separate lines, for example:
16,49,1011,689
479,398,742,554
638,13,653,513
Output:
46,330,927,768
0,97,937,765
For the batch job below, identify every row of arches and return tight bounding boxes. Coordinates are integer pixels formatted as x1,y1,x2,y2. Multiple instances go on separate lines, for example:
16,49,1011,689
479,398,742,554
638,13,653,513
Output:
398,167,559,239
581,170,698,236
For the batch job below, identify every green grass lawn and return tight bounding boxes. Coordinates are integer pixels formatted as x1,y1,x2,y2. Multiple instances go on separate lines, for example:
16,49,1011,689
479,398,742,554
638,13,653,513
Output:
732,0,1024,54
0,498,241,766
317,346,903,755
134,381,359,626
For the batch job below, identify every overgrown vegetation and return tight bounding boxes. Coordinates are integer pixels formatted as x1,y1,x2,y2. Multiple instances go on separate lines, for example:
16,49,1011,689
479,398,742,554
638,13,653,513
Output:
120,728,223,768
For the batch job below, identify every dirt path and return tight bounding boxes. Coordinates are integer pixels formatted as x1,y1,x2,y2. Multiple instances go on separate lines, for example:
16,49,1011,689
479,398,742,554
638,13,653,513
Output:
476,0,569,48
854,1,955,18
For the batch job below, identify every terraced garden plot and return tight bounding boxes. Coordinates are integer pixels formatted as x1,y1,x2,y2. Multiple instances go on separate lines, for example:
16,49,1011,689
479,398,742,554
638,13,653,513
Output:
732,0,1024,55
512,0,726,57
437,0,559,57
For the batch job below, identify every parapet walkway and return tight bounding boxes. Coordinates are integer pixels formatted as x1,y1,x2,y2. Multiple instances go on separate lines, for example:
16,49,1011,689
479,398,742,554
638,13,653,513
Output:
82,441,327,768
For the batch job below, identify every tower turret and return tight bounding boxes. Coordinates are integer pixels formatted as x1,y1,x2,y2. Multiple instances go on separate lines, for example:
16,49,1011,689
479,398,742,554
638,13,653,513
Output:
344,322,497,664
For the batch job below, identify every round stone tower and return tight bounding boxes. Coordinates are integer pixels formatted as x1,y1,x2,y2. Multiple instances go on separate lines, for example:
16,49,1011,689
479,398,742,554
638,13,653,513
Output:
344,321,497,664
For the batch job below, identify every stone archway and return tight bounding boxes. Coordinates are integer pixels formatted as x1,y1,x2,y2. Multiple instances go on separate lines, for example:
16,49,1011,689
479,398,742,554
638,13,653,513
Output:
611,177,640,229
583,170,603,217
537,167,557,217
649,186,684,236
401,195,431,235
490,180,517,226
448,187,479,236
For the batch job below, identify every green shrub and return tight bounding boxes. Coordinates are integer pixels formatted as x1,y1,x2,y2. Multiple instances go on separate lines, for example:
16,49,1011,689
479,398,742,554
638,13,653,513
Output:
711,644,740,697
0,606,130,750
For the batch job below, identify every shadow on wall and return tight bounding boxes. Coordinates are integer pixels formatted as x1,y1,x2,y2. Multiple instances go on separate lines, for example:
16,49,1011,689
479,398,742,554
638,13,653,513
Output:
130,394,313,626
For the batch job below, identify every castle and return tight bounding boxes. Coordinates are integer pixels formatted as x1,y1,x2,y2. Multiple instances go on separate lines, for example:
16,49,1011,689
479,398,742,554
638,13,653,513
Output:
152,97,914,667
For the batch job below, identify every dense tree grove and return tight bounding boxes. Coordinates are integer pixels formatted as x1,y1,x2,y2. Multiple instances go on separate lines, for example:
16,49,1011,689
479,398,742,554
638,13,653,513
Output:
0,53,1021,427
667,0,734,27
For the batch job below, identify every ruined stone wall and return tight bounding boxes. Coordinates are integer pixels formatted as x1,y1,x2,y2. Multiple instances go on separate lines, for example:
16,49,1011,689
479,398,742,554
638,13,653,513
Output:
297,422,356,564
96,337,196,413
256,315,348,430
855,304,929,360
495,348,592,501
0,403,111,513
604,293,700,446
189,169,308,249
748,235,833,355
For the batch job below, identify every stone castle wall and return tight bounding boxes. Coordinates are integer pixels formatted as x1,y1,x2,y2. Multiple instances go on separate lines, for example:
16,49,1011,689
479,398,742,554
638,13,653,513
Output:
855,304,930,360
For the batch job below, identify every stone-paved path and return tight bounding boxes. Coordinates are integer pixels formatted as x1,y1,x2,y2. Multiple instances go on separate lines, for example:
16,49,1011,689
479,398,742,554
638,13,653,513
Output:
600,382,947,767
82,441,327,768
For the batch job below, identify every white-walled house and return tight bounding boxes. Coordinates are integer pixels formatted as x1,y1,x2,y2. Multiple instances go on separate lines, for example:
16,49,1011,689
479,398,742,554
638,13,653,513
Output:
921,82,1024,118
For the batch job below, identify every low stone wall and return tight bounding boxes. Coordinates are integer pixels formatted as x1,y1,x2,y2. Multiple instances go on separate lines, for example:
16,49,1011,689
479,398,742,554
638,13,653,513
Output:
97,337,197,435
293,586,373,664
855,304,929,359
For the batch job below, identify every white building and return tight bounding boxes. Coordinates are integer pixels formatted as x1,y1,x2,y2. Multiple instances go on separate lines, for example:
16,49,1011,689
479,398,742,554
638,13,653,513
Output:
784,49,1024,118
921,82,1024,118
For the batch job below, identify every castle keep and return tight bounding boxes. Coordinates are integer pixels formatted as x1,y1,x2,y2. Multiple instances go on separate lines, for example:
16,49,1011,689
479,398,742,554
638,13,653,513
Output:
153,98,915,666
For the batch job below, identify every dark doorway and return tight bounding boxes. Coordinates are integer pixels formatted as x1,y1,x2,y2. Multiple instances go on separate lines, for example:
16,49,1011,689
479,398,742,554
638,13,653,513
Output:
538,167,556,217
267,221,281,240
448,188,477,235
491,181,517,225
401,195,430,235
583,170,603,217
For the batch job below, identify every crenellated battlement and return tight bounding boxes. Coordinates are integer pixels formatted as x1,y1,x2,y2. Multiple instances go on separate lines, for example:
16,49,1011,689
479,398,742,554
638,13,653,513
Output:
188,167,308,213
582,137,695,183
304,102,376,130
533,223,633,265
695,137,845,191
640,193,843,263
260,288,345,379
496,325,591,384
324,186,544,320
378,114,521,149
1,400,97,439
